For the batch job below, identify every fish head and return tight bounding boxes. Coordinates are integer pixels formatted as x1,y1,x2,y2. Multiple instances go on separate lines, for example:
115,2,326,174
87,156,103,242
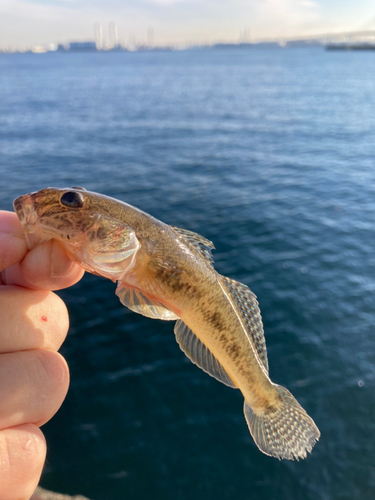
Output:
13,187,141,280
14,187,89,248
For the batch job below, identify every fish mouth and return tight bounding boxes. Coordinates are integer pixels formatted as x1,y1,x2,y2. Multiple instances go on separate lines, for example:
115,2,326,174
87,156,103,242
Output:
13,194,36,228
13,193,41,249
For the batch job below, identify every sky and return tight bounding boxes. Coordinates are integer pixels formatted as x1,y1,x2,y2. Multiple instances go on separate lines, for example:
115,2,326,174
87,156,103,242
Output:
1,0,375,49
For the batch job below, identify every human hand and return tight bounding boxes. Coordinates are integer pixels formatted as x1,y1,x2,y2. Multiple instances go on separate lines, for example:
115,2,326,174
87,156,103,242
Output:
0,210,84,500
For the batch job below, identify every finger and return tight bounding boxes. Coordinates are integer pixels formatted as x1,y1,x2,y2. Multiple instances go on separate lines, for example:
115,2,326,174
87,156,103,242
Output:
0,350,69,430
2,239,85,290
0,424,46,500
0,287,69,353
0,211,27,273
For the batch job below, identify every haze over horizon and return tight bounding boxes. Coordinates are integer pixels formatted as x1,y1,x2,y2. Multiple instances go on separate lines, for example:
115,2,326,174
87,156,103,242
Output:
1,0,375,49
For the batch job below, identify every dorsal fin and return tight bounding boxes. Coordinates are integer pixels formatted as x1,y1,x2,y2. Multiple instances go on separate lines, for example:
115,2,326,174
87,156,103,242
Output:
174,319,237,388
170,226,215,265
220,276,269,374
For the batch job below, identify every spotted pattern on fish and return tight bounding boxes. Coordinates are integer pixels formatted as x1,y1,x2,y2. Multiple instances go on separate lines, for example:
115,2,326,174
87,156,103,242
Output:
151,259,202,299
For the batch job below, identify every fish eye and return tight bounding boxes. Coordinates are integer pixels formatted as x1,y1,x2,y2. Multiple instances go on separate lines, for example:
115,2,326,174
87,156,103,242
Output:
60,191,85,208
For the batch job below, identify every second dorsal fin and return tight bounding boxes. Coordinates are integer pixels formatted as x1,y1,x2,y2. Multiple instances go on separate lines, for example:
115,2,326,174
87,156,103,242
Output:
170,226,215,265
220,276,269,374
174,319,237,388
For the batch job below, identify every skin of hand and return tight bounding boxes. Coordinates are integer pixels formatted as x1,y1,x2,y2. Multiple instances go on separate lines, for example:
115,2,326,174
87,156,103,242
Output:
0,210,84,500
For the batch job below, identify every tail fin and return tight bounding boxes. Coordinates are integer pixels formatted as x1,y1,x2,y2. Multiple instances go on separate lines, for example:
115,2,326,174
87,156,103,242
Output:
244,385,320,460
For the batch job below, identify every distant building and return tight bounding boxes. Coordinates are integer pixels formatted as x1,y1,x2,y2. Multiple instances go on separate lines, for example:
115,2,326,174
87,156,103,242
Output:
326,42,375,51
136,45,172,52
109,22,118,48
31,45,47,53
94,23,103,50
211,42,282,50
56,43,69,52
147,27,154,47
68,42,97,52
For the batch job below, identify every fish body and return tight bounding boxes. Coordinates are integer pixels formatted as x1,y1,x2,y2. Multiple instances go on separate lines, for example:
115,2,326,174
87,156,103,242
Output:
14,187,320,460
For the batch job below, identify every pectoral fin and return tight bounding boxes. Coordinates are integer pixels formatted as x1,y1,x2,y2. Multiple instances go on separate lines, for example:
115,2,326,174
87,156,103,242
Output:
116,281,179,320
174,319,237,388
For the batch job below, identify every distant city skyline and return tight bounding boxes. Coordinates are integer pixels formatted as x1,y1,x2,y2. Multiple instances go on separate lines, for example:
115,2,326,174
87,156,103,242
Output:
1,0,375,50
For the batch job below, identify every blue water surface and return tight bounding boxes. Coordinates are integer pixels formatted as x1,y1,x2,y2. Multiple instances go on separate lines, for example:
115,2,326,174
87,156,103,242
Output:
1,47,375,500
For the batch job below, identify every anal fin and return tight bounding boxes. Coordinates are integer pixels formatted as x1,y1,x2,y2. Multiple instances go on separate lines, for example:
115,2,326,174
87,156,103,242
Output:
174,319,237,388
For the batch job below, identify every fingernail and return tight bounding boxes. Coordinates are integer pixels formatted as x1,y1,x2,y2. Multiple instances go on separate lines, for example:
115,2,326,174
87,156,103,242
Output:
50,240,74,278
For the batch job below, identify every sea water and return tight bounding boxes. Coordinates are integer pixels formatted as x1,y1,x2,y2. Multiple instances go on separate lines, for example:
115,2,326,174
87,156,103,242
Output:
1,47,375,499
